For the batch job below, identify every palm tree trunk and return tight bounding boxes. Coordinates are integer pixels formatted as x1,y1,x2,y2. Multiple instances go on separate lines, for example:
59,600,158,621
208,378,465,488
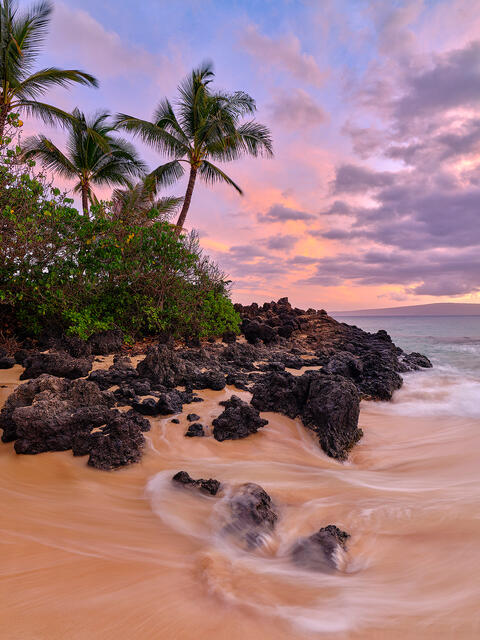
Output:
175,166,197,235
81,183,89,216
0,106,8,142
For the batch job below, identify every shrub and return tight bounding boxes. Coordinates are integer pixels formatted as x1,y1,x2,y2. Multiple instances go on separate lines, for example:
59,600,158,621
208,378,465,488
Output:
0,125,240,342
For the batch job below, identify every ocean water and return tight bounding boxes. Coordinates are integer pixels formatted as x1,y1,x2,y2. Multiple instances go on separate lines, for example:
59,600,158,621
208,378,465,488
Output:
334,315,480,418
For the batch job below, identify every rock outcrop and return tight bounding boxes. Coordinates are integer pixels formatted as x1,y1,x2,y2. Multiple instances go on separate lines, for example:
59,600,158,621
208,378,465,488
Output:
20,351,94,380
226,483,278,548
251,371,361,460
291,525,350,571
0,375,150,469
172,470,221,495
212,395,268,442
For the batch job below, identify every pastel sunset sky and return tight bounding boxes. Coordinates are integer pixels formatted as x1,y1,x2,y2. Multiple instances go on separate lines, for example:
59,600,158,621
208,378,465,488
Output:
21,0,480,310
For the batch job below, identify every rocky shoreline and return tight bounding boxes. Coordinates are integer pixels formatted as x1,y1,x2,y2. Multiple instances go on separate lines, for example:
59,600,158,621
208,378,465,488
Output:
0,297,432,467
0,298,432,572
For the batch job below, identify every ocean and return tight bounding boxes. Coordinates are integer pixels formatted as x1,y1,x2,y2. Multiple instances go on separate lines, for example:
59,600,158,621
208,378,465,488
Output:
334,315,480,419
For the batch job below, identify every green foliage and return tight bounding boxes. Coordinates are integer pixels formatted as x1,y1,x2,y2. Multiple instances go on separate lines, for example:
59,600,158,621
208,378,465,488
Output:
0,133,239,342
197,291,241,337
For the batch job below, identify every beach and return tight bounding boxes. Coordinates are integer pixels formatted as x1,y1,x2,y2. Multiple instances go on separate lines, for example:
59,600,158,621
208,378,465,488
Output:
2,317,480,639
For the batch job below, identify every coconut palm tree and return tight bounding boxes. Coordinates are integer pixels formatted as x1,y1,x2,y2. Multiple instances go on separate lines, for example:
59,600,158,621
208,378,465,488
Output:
0,0,98,139
115,61,273,233
22,108,147,214
111,175,182,224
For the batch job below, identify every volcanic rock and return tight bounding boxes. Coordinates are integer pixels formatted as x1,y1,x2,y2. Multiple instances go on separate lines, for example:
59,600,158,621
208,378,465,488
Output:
251,371,361,460
21,351,94,380
172,470,221,495
291,525,350,571
227,483,277,548
212,395,268,441
185,423,205,437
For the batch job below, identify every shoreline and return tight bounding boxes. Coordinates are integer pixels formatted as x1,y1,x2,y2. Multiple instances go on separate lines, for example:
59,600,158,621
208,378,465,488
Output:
2,301,479,639
1,362,479,639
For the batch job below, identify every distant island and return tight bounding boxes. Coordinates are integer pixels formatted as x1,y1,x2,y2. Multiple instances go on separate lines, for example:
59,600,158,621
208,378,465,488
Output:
332,303,480,317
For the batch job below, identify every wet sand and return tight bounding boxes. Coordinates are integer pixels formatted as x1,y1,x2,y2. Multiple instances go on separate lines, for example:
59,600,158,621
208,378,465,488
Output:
1,364,479,639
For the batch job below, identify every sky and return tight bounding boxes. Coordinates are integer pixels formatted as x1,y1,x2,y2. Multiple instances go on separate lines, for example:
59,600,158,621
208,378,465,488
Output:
18,0,480,310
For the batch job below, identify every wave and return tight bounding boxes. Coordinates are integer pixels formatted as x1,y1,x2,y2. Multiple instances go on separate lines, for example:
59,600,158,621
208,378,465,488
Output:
369,365,480,418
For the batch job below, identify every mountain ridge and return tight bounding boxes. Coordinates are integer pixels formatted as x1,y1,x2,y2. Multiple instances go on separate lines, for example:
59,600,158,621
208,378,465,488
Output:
332,302,480,317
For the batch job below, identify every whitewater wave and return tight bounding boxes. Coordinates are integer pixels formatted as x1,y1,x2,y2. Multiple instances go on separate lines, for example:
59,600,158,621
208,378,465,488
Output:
370,364,480,418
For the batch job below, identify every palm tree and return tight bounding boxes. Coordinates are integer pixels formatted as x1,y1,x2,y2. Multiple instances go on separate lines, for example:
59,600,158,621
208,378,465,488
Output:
115,61,273,233
22,108,147,214
0,0,98,139
111,175,182,224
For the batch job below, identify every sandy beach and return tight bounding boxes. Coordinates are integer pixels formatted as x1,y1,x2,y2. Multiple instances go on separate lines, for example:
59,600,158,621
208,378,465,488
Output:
2,361,479,640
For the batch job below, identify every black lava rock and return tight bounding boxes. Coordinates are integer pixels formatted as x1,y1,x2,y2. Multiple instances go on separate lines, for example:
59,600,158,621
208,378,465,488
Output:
291,525,350,571
212,395,268,441
172,470,221,495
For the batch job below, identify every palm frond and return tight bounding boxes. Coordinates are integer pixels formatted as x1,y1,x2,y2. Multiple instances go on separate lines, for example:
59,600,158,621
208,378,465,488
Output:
10,0,51,73
21,133,78,178
199,160,243,194
153,98,190,145
15,67,98,98
15,99,85,128
115,113,188,157
149,160,185,189
235,120,274,157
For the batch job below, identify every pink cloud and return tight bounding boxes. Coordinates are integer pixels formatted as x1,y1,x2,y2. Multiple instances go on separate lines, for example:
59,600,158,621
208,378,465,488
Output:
240,24,327,88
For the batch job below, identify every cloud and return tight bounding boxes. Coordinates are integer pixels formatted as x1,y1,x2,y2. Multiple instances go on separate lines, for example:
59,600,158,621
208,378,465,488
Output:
332,164,395,194
341,122,385,158
394,41,480,122
267,89,327,130
297,248,480,296
49,2,181,89
258,203,316,223
240,24,326,87
262,234,299,250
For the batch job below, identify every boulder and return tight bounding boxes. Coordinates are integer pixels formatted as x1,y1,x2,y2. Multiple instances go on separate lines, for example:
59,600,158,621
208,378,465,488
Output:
172,470,221,495
0,356,15,369
291,525,350,571
155,391,184,415
74,410,146,470
88,356,138,390
10,378,114,454
21,351,93,380
184,369,226,391
87,330,124,355
136,344,189,387
251,371,362,460
227,483,277,548
0,375,149,470
302,374,362,460
244,321,277,345
403,352,433,370
185,423,205,437
212,395,268,441
251,371,310,418
323,351,363,379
